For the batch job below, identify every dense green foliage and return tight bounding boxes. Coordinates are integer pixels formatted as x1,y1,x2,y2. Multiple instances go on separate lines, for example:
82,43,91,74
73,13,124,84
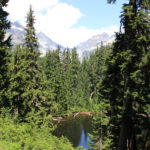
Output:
0,4,75,150
8,6,48,119
25,5,38,52
1,0,150,149
40,46,91,115
0,112,75,150
0,0,11,109
91,0,150,149
9,45,48,119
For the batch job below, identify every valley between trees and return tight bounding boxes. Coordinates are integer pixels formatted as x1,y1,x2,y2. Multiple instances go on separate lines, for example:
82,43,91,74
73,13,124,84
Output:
0,0,150,149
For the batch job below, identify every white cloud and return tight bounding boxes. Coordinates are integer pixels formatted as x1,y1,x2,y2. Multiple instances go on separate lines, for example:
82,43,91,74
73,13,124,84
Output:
7,0,58,24
35,2,83,34
6,0,118,47
50,26,119,47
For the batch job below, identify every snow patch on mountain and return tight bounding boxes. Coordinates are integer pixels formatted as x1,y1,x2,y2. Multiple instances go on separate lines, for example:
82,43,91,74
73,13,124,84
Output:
77,33,115,59
7,22,62,55
12,25,24,31
7,22,115,59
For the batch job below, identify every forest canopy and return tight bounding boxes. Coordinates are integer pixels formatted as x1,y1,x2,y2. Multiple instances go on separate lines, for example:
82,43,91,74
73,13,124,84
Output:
0,0,150,149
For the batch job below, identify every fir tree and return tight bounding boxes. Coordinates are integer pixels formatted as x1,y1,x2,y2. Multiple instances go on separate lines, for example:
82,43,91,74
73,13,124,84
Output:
70,47,80,108
0,0,11,47
98,0,150,149
43,48,67,115
9,6,47,119
89,45,112,150
25,5,38,53
62,48,72,111
9,45,47,118
76,57,90,109
0,0,11,109
88,45,112,101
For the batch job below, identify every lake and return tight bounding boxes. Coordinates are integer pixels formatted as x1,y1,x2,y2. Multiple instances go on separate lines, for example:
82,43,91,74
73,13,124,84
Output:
53,115,93,149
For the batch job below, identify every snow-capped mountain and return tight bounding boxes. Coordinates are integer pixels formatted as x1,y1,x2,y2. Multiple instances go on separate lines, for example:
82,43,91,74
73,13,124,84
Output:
6,22,62,55
37,32,61,55
7,22,115,59
77,33,115,59
8,22,25,45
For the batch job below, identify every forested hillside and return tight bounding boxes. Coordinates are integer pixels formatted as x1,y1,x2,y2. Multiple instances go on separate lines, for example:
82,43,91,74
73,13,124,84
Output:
0,0,150,150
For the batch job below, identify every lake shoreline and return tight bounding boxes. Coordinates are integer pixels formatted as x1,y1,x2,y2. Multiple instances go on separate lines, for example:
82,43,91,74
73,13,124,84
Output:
53,112,94,122
53,113,92,148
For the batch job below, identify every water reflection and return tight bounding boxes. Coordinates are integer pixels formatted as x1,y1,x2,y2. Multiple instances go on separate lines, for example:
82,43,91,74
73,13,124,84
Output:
79,125,91,149
54,115,92,148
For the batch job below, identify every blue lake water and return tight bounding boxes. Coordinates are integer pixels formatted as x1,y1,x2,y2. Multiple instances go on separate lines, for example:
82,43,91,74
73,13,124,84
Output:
54,115,92,149
78,127,91,149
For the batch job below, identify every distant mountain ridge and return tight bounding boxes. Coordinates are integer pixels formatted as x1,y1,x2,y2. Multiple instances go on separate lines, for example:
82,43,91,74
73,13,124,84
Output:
6,22,115,58
77,33,115,59
6,22,62,55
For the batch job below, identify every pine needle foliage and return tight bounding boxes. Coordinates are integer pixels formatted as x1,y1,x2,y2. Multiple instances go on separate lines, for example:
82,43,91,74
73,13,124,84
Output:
0,0,11,110
98,0,150,149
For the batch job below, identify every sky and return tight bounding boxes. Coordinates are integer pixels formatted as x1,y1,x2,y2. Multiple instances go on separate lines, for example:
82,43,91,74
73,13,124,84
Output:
6,0,125,48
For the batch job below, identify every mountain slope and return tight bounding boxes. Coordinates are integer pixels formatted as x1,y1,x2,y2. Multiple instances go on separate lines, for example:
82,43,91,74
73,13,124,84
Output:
77,33,115,59
6,22,62,55
7,22,115,59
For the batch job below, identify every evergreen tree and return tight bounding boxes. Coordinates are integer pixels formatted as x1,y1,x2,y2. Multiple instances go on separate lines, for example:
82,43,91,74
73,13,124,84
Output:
71,47,80,87
88,45,112,101
62,48,72,111
0,0,11,109
9,6,47,119
25,5,38,53
76,57,90,109
98,0,150,149
0,0,11,47
70,47,80,108
9,45,47,118
43,48,67,115
89,45,112,150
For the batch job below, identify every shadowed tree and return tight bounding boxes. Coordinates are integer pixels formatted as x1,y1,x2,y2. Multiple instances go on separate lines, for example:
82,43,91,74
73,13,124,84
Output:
97,0,150,149
0,0,11,109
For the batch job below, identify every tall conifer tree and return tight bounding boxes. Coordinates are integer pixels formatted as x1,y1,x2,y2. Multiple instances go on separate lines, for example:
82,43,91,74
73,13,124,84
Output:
98,0,150,149
62,48,72,111
70,47,80,107
10,6,47,119
0,0,11,109
25,5,38,53
76,57,90,108
43,48,67,115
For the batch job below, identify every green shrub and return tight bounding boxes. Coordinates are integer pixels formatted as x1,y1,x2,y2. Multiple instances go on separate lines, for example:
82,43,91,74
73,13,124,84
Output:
0,115,75,150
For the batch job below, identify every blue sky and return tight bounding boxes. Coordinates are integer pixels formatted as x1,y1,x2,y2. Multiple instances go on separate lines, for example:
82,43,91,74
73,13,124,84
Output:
60,0,124,29
7,0,125,47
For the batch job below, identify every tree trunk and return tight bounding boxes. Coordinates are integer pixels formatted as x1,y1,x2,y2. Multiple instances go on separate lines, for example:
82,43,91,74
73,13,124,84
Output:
98,136,103,150
118,120,128,150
